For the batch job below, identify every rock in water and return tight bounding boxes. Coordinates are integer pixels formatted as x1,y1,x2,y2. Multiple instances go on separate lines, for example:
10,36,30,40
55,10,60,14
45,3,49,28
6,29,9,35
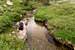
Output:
6,0,13,6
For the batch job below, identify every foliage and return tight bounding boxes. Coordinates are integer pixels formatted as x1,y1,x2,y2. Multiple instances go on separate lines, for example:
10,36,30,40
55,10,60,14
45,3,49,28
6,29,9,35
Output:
35,3,75,46
0,0,26,32
0,33,25,50
23,1,38,10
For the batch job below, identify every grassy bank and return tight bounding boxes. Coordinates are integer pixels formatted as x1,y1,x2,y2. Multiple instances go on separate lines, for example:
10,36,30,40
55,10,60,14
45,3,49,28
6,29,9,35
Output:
0,29,25,50
0,0,27,50
35,3,75,46
0,0,26,32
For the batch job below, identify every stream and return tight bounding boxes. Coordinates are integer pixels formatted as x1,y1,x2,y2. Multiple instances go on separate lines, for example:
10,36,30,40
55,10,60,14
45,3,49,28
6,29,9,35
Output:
21,16,69,50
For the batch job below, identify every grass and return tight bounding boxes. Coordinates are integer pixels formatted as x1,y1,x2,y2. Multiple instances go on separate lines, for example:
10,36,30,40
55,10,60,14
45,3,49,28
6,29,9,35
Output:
0,0,28,50
0,26,27,50
0,31,25,50
0,0,26,32
0,0,41,50
35,3,75,46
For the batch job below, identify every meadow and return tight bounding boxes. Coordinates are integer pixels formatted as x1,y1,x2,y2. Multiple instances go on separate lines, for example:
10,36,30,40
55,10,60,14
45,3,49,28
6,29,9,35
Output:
35,3,75,46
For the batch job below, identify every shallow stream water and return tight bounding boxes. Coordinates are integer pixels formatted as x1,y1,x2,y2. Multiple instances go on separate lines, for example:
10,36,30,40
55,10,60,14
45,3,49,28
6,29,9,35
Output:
22,16,69,50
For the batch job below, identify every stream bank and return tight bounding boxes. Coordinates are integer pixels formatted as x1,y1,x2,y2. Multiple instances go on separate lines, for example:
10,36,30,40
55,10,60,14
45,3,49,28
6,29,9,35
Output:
24,16,69,50
35,19,74,50
16,10,71,50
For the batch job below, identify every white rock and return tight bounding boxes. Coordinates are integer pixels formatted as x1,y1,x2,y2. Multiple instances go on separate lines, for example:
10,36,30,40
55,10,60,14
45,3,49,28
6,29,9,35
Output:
6,0,13,6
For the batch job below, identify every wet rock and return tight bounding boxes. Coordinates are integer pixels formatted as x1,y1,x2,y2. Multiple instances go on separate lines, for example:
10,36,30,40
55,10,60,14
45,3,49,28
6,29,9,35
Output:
56,37,62,41
65,41,72,45
26,14,33,17
18,30,27,40
32,9,37,14
45,23,51,29
50,30,55,34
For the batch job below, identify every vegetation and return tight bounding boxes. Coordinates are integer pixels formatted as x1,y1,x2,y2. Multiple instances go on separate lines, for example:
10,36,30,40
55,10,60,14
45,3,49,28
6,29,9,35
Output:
0,0,75,50
23,0,50,5
0,32,25,50
0,0,27,50
35,3,75,46
0,0,26,32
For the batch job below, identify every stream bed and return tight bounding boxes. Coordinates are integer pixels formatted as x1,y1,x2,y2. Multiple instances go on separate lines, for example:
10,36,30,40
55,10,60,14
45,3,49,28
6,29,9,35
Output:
21,16,69,50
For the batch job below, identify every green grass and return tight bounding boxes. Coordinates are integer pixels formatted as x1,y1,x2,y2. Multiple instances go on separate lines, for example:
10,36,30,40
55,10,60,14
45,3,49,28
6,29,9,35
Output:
35,3,75,46
0,0,26,32
0,0,40,50
0,0,28,50
0,33,25,50
0,26,26,50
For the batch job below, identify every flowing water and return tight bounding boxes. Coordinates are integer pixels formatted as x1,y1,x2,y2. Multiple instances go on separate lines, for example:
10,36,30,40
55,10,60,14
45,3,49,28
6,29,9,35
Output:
22,16,69,50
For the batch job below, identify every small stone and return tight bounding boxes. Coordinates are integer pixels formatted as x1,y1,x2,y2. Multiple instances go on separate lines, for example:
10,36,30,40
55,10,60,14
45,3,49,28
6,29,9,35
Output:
56,37,62,40
45,24,51,29
26,14,32,17
51,30,55,34
65,40,72,45
0,5,3,10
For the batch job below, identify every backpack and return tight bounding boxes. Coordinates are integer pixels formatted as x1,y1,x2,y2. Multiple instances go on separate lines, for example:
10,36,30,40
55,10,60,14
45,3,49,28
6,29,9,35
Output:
18,22,23,30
